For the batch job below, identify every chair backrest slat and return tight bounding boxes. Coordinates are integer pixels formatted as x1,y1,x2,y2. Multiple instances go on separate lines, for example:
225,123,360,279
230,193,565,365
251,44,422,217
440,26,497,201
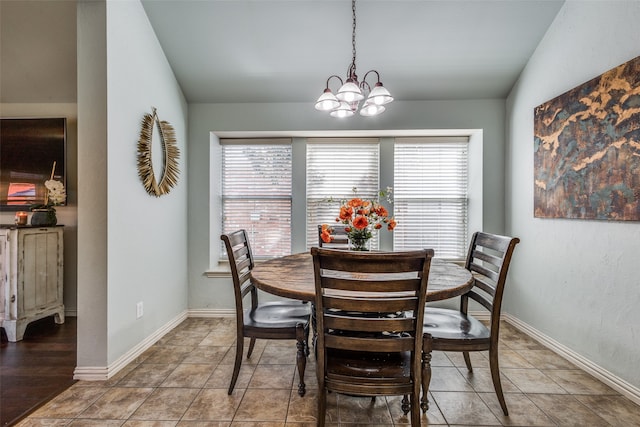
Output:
473,232,514,252
322,276,423,292
324,295,418,314
324,315,415,333
466,290,493,311
319,252,426,274
240,282,253,299
235,256,252,277
471,248,502,269
472,273,497,296
469,256,500,283
325,334,416,352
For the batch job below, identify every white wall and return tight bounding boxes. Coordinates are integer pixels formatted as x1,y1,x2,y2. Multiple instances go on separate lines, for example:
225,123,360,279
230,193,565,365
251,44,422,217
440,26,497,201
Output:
105,0,189,363
187,99,505,309
505,0,640,390
76,0,189,369
77,0,108,369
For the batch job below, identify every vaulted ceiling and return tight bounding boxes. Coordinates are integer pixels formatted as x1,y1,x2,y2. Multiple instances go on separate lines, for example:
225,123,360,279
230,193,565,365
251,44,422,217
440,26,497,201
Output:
1,0,565,105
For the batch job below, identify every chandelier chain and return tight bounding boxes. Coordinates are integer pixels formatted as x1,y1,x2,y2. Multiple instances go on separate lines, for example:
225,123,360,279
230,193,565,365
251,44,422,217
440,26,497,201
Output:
351,0,357,78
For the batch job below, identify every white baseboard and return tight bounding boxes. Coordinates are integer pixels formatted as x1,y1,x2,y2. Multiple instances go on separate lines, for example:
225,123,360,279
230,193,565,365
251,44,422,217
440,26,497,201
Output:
501,312,640,406
73,310,189,381
71,366,109,381
187,308,235,317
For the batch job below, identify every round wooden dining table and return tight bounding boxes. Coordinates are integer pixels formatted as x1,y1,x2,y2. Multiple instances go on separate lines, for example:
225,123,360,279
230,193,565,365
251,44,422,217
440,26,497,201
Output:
250,252,474,302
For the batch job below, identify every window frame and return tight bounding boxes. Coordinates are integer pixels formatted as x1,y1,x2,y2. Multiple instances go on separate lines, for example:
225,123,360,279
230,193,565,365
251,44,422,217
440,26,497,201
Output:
208,130,482,273
219,138,293,259
305,138,381,250
393,136,471,259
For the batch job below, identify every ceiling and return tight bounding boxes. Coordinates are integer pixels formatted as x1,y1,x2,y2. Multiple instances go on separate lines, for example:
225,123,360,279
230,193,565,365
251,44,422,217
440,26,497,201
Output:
1,0,565,105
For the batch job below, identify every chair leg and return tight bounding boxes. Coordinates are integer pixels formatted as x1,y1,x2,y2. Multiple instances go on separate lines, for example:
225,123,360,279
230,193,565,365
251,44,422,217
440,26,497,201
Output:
401,395,410,415
304,324,310,357
246,337,257,358
410,390,420,426
311,303,318,356
228,336,244,395
317,381,326,427
421,334,433,413
295,323,307,397
463,350,473,372
489,347,508,416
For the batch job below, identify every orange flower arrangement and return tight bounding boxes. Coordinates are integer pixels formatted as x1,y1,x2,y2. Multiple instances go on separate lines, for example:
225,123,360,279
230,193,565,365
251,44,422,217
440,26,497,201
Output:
322,187,396,250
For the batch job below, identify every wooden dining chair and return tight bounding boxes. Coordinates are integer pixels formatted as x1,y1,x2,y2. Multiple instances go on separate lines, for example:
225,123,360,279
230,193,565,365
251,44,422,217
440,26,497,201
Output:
312,247,434,426
421,231,520,415
317,224,350,249
221,229,311,396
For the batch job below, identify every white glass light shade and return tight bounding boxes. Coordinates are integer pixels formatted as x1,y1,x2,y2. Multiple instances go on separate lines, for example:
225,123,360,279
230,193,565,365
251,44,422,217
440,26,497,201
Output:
336,80,364,102
315,89,340,111
329,101,355,118
367,83,393,105
359,100,386,116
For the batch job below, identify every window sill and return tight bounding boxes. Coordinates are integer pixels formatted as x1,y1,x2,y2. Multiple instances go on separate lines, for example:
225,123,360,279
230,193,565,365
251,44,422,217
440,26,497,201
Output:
206,256,285,278
205,270,230,278
205,261,230,278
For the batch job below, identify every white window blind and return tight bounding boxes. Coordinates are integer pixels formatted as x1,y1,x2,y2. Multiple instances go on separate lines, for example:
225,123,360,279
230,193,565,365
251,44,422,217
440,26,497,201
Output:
393,137,469,259
306,139,379,248
221,139,292,258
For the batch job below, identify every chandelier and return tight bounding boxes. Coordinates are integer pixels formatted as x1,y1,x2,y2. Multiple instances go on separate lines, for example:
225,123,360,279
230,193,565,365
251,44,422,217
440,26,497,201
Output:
315,0,393,118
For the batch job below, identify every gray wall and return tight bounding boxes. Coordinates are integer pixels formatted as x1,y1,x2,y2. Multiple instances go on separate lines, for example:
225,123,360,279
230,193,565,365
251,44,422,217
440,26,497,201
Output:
505,1,640,389
76,0,109,368
76,0,189,367
187,100,506,309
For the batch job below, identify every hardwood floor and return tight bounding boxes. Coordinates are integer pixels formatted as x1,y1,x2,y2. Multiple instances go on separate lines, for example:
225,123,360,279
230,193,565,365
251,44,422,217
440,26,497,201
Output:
0,316,76,427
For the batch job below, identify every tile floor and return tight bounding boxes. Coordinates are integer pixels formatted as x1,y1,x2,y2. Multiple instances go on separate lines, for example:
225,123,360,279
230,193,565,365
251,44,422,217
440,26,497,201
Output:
17,317,640,426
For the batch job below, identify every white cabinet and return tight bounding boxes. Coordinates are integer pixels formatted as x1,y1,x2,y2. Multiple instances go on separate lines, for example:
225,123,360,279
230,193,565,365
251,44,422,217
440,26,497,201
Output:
0,226,64,342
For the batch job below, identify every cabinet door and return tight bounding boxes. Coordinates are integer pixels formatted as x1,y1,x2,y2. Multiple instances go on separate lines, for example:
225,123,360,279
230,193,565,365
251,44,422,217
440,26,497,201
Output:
19,228,63,316
0,231,7,320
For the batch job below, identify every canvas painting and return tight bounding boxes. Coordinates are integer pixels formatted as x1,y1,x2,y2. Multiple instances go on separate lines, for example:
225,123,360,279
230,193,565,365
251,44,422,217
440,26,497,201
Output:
534,56,640,220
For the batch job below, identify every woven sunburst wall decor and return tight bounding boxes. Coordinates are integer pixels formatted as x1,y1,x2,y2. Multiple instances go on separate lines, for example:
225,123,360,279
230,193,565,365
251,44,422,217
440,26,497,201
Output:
137,107,180,196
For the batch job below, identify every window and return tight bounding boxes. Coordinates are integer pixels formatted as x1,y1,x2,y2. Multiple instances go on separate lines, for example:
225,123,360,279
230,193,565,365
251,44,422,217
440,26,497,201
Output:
305,138,380,248
214,132,479,267
220,139,292,258
393,137,469,259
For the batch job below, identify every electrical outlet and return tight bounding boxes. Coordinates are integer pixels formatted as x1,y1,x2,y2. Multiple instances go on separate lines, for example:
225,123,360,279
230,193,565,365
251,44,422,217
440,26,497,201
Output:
136,301,144,319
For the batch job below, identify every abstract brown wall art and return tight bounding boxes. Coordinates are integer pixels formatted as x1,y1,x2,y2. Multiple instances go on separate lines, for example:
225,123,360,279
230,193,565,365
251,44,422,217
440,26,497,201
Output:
534,56,640,220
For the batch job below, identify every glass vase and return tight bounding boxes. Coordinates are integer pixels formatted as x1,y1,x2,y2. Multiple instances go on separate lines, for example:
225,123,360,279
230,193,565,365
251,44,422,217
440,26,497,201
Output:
349,229,371,251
